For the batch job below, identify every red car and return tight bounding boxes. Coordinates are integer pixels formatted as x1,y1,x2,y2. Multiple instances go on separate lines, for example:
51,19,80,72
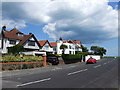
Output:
86,58,97,64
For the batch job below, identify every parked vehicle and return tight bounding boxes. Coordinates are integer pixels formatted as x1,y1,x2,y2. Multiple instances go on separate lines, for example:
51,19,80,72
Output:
86,57,97,64
47,56,59,65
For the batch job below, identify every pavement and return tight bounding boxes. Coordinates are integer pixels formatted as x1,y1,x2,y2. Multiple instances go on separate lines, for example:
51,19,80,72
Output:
2,58,119,88
1,60,86,78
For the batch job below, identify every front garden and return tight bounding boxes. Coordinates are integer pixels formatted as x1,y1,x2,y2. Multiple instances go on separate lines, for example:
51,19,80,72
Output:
1,55,44,71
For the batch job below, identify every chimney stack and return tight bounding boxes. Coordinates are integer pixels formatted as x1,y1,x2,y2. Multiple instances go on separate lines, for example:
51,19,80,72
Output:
29,33,32,35
2,26,6,31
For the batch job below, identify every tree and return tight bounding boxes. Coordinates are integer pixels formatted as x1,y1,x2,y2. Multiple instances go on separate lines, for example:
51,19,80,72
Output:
8,44,25,55
90,46,107,56
60,44,68,54
81,44,89,52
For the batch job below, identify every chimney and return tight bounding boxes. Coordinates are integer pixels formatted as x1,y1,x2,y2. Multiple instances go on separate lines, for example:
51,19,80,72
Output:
59,37,62,41
29,33,32,35
2,26,6,31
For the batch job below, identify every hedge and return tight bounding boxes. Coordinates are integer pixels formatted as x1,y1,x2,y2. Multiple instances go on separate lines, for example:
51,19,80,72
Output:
62,54,82,64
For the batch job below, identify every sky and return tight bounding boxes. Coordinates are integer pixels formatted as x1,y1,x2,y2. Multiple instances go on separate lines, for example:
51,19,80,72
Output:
1,0,119,56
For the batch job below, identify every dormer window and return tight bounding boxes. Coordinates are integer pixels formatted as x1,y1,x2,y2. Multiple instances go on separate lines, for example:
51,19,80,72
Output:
17,33,23,37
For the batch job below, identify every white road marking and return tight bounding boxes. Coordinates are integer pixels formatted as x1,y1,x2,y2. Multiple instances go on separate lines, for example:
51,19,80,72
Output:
17,78,21,80
103,63,107,65
94,65,101,68
16,78,51,87
70,66,76,68
67,69,88,76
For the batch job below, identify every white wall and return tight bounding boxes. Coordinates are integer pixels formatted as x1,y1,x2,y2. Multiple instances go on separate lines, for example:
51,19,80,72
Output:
56,41,76,54
23,36,39,50
2,38,8,53
85,55,101,61
23,51,46,56
42,42,53,52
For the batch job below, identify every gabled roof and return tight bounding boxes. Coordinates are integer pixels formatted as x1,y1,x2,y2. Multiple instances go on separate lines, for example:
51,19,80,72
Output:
38,40,48,47
2,28,40,47
49,42,57,47
71,40,81,44
63,40,81,44
18,34,32,45
2,28,24,40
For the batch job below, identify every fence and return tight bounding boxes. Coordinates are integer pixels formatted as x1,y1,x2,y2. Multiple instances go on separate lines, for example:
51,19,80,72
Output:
85,55,101,61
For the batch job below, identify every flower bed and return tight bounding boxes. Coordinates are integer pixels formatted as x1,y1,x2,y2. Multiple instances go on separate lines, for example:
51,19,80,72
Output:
0,55,43,63
1,55,44,71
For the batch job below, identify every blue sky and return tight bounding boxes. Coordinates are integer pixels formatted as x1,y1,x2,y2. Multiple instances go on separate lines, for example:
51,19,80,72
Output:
1,0,118,56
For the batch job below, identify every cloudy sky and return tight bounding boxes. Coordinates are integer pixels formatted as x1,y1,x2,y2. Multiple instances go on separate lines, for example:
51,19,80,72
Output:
1,0,119,56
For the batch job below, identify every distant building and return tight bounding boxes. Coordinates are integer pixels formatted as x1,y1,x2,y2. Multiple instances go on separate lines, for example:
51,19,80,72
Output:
49,37,82,54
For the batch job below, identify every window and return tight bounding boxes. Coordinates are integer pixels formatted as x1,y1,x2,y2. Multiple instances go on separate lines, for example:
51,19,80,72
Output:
9,40,16,44
69,45,72,49
18,33,23,37
28,41,35,46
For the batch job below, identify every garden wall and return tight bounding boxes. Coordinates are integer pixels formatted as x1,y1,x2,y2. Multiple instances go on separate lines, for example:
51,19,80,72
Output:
1,61,44,71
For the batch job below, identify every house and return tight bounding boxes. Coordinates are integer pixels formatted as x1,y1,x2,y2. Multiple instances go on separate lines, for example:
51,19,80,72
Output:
49,37,82,55
1,26,82,55
49,42,57,54
38,40,54,54
1,26,41,54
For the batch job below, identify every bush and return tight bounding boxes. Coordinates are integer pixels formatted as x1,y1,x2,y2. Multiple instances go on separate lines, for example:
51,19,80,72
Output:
62,54,82,64
8,44,25,55
22,64,27,69
1,54,20,63
62,54,82,60
1,55,43,63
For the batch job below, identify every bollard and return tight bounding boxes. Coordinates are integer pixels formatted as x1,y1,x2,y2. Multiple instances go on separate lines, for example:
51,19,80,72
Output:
43,56,47,67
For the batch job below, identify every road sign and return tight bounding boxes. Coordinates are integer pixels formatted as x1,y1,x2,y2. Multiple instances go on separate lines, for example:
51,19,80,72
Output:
19,52,23,54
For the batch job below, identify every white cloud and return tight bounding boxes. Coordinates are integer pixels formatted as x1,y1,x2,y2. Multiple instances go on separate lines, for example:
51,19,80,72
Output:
1,19,26,29
2,0,118,43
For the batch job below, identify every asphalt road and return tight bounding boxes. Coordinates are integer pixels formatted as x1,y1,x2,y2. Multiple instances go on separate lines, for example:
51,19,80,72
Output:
2,58,119,89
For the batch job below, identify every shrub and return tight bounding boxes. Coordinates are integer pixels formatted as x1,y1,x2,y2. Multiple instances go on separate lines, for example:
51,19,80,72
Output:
1,54,20,63
22,56,43,62
62,54,82,60
22,64,27,69
1,55,43,63
8,44,25,55
62,54,82,64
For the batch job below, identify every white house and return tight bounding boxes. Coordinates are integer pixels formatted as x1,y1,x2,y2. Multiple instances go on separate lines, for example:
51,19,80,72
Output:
50,37,82,55
1,26,41,54
38,40,54,53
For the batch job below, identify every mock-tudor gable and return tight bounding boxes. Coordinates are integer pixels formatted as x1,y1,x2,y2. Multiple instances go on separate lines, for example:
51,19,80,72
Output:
22,35,40,50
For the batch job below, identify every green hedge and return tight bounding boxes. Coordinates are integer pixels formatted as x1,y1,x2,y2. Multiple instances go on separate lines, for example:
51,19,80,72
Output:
62,54,82,64
62,54,82,60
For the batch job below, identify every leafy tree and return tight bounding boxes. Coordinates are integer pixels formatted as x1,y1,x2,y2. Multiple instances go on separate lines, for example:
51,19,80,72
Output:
81,44,89,52
8,44,25,55
60,44,68,54
90,46,107,56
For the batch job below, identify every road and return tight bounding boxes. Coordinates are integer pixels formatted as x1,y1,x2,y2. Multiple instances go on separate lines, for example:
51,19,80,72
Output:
2,58,119,88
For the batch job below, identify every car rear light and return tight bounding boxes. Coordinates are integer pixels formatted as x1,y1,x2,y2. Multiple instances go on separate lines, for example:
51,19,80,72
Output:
52,59,56,61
